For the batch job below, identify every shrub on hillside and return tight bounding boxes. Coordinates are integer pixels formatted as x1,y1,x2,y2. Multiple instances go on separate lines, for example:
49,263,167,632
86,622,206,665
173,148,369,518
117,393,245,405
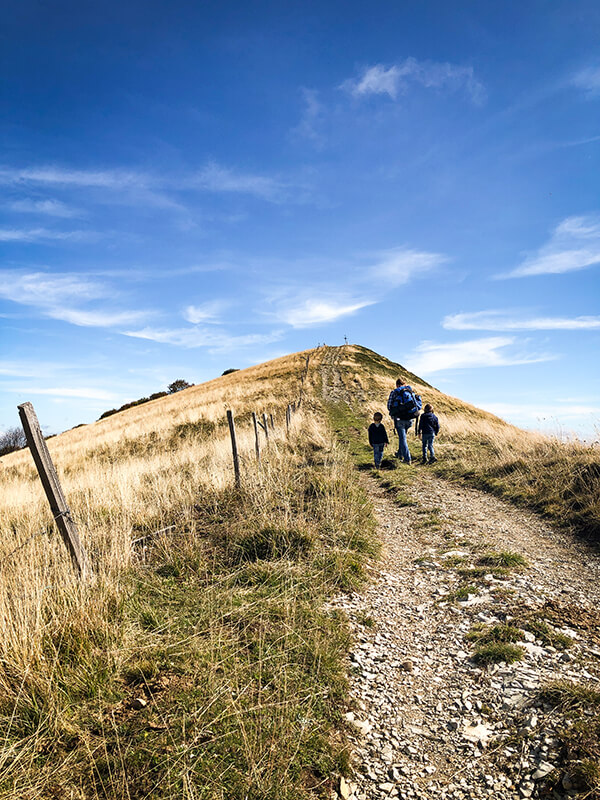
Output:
0,427,27,456
167,379,192,393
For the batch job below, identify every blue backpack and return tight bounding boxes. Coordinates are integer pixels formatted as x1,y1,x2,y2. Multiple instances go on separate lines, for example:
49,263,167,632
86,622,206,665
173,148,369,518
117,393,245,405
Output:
389,386,422,420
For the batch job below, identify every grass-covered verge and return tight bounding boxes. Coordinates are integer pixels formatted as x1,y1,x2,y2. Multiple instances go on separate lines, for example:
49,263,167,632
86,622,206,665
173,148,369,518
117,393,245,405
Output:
537,681,600,798
429,436,600,543
0,422,377,800
325,399,419,504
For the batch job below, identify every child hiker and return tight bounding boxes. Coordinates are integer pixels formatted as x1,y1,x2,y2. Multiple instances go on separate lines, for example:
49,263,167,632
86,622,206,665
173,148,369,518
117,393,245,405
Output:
368,412,389,469
417,403,440,464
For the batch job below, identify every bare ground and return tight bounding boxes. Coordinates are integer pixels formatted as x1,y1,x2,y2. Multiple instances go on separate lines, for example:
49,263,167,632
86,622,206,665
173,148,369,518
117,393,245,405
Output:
331,467,600,800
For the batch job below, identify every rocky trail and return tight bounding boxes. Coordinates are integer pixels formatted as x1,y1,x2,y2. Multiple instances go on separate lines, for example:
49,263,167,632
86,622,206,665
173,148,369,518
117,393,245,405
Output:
330,467,600,800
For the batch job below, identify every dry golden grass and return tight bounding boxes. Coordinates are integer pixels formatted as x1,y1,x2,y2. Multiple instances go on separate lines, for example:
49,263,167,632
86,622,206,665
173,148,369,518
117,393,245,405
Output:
0,348,377,798
0,350,310,665
0,342,597,797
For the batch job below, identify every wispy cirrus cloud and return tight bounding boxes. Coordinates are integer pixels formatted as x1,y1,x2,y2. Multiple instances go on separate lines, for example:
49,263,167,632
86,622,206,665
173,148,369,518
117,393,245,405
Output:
570,65,600,96
276,297,374,328
267,245,447,329
183,300,230,324
444,310,600,331
48,308,151,327
0,161,302,211
0,227,96,242
7,198,83,217
0,165,150,189
189,162,294,203
341,58,486,105
406,336,555,374
0,271,108,306
6,386,117,400
0,270,153,329
369,247,448,286
499,214,600,278
291,88,325,146
123,325,282,352
0,359,75,378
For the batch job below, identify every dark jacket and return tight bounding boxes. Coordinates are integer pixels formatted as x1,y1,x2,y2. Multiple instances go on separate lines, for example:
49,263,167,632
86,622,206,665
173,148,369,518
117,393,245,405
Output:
418,412,439,436
368,422,389,446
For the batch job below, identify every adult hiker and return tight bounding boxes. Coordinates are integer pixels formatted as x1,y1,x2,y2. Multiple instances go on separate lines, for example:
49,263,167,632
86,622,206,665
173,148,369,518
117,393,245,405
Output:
387,378,422,464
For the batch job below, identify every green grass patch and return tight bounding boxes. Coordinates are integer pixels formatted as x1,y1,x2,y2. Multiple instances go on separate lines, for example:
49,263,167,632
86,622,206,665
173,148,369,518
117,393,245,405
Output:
457,566,510,580
537,681,600,797
466,623,522,644
517,617,573,650
440,584,479,603
539,680,600,710
471,642,524,665
477,551,529,569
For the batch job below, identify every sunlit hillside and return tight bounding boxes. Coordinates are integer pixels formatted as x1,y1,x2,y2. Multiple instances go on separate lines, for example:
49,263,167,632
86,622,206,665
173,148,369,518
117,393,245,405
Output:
0,344,598,799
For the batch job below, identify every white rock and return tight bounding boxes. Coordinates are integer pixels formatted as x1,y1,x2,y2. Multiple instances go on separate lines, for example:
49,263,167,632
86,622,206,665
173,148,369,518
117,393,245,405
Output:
462,722,493,747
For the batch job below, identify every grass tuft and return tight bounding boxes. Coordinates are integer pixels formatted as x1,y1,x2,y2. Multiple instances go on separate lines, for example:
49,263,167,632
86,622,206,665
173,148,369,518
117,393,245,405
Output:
477,551,529,569
471,642,524,665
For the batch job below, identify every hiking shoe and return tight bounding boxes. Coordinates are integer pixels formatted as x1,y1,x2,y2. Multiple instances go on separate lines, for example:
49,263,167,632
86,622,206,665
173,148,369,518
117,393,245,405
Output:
429,457,438,464
420,459,427,464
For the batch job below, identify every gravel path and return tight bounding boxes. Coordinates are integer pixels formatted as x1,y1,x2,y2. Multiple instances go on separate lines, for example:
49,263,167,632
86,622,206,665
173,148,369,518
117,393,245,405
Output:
331,468,600,800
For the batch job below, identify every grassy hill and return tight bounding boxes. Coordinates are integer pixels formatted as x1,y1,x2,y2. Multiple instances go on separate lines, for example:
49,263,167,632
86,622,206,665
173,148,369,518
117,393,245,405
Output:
0,344,597,798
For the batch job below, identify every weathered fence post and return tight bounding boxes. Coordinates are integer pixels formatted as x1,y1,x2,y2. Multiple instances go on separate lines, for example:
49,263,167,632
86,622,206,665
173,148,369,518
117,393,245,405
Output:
226,410,241,487
252,412,261,463
286,404,291,432
17,402,89,578
269,413,275,430
262,413,270,442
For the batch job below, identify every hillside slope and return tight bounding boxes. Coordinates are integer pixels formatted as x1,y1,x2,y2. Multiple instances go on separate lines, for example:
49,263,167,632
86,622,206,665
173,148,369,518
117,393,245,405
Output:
0,344,598,799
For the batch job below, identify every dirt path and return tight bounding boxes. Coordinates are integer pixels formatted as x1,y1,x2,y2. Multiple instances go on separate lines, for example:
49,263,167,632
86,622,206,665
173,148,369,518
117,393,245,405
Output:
332,468,600,800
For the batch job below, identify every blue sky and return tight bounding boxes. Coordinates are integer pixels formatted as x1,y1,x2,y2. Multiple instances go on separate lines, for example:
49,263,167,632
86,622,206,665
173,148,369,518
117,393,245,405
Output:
1,0,599,439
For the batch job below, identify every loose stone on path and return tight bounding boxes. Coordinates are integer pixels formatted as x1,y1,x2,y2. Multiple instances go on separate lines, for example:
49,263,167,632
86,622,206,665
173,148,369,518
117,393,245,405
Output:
330,470,600,800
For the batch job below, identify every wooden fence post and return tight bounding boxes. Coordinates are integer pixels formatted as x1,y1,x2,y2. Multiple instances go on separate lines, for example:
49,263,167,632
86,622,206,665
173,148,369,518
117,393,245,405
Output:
286,404,291,432
17,402,89,578
262,413,270,442
226,410,241,487
252,412,261,463
269,413,275,430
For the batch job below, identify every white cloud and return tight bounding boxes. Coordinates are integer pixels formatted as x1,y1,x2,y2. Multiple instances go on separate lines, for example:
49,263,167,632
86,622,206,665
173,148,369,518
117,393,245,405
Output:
0,228,95,242
277,298,374,328
292,88,325,145
48,308,151,327
0,270,152,329
7,199,82,217
0,165,149,190
0,271,108,306
407,336,555,374
369,247,448,286
345,64,403,99
123,326,282,351
0,360,73,378
191,162,288,202
444,310,600,331
8,386,116,400
183,300,229,324
570,66,600,96
341,58,485,104
479,401,600,419
501,213,600,278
